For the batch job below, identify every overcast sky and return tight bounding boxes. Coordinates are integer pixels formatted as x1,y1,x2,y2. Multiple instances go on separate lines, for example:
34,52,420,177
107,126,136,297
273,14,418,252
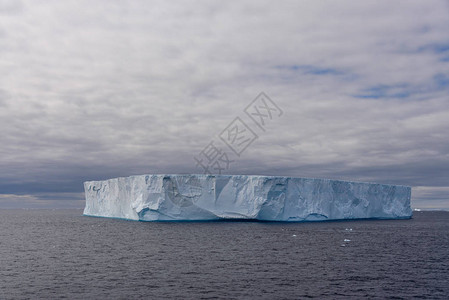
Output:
1,0,448,209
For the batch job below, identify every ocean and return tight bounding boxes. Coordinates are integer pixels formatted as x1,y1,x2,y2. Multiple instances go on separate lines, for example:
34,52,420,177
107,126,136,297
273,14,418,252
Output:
0,209,448,299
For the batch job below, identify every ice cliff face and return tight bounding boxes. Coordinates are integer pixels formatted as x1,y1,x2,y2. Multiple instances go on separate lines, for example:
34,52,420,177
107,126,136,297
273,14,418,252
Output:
83,174,412,221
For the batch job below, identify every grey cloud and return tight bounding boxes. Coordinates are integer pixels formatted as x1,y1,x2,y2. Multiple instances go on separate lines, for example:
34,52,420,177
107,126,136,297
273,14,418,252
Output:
0,0,23,15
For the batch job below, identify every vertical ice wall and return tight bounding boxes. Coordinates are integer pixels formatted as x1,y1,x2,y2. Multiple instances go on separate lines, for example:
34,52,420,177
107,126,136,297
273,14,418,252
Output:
84,174,412,221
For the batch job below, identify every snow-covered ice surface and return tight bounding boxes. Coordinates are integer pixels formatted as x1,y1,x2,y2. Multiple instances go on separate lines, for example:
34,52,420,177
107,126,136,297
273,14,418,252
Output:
83,174,412,222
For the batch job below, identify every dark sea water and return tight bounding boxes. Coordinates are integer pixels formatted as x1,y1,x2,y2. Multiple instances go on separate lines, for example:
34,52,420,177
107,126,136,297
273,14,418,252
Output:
0,210,448,299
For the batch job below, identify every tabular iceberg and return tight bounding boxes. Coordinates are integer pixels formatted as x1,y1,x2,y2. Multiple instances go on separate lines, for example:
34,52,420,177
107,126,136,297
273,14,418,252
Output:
83,174,412,221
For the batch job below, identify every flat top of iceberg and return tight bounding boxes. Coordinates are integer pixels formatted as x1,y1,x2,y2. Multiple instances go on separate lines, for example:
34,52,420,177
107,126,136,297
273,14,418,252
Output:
85,173,411,189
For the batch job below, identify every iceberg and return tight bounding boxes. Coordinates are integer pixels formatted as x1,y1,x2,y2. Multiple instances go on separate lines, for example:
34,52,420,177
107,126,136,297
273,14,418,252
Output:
83,174,412,221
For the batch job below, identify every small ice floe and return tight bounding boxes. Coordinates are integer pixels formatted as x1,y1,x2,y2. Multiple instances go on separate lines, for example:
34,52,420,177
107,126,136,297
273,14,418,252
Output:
292,234,297,237
341,244,346,247
413,208,422,212
344,239,351,242
345,228,353,231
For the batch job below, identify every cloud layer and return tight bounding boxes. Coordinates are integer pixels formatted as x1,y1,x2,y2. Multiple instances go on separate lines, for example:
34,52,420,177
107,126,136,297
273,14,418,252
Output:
1,0,448,208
